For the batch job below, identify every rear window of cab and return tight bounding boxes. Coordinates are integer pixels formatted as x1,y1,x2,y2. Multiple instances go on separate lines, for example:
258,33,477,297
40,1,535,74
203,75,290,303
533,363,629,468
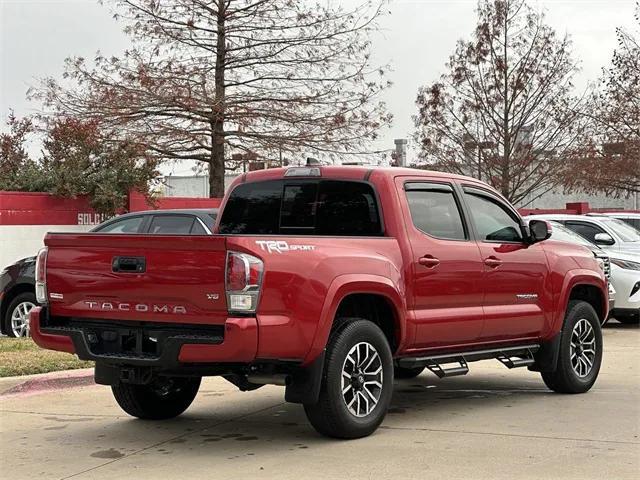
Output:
218,179,383,236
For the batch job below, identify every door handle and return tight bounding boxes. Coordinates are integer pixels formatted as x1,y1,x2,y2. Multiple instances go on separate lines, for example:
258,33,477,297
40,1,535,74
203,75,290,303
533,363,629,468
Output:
112,256,146,273
484,256,502,268
419,255,440,268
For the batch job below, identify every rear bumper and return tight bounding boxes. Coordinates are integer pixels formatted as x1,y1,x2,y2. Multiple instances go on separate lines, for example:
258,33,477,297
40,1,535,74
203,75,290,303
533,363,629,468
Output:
29,307,258,366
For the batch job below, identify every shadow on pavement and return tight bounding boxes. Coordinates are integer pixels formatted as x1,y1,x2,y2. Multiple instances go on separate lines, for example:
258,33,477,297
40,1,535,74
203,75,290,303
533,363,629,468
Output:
55,371,557,463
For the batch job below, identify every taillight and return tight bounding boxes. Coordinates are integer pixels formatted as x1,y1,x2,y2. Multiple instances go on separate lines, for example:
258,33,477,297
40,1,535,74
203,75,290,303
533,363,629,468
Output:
225,251,264,313
35,247,48,304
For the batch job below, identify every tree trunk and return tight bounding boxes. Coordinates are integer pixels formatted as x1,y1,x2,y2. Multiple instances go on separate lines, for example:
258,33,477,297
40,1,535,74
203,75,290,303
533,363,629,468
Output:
208,149,225,197
501,11,511,201
209,0,226,199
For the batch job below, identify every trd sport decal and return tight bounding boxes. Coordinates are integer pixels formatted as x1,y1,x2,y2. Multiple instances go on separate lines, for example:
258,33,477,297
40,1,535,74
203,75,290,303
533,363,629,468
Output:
255,240,316,254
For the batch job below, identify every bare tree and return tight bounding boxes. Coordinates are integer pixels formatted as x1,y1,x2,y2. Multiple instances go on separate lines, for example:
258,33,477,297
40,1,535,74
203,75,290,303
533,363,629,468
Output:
564,2,639,196
413,0,585,206
33,0,392,197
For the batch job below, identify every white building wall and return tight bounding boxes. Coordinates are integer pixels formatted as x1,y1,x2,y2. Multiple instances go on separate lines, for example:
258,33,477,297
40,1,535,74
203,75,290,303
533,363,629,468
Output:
162,175,240,197
0,224,92,270
518,189,639,210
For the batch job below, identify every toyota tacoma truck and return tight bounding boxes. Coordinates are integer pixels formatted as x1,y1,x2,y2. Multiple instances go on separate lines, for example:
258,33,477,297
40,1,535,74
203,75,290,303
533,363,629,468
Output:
29,166,608,439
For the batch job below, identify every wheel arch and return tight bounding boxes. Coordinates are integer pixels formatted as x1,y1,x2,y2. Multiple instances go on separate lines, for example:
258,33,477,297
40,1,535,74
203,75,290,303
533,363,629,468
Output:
303,274,406,365
568,284,605,323
533,271,606,373
553,270,607,334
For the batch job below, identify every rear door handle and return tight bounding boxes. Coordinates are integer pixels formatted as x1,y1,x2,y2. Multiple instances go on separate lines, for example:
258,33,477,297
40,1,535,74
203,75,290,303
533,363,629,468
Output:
484,256,502,268
419,255,440,268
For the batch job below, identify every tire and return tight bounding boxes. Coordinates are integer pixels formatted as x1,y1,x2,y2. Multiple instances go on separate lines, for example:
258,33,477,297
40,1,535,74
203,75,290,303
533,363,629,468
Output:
3,292,36,338
395,366,425,379
111,377,201,420
541,301,602,394
616,315,640,325
304,318,394,439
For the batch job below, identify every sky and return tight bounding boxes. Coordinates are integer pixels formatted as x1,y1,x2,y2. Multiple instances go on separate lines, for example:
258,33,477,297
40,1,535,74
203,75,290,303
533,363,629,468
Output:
1,0,637,175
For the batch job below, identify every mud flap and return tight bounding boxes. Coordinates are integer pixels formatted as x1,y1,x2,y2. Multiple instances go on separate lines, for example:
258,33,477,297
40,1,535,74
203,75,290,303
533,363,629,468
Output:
528,332,561,372
285,351,325,404
94,363,121,385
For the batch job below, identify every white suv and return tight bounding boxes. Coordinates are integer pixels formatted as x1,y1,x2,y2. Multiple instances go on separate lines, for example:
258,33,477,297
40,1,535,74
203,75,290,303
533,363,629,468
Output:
529,214,640,255
596,212,640,231
528,215,640,324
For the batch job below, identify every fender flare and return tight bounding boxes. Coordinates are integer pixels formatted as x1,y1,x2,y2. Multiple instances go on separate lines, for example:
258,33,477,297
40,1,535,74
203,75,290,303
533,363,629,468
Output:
302,274,406,366
553,269,608,334
532,269,607,374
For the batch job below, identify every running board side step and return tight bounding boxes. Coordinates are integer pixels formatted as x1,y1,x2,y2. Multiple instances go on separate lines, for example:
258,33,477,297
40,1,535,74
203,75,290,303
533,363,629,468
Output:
397,344,540,378
496,352,535,369
425,358,468,379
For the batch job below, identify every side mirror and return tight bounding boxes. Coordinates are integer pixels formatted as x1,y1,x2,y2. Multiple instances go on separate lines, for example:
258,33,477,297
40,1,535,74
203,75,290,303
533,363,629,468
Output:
528,219,551,244
594,232,615,246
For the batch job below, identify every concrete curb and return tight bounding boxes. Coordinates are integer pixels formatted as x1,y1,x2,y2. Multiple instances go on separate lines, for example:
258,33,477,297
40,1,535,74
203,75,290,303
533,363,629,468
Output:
0,368,95,396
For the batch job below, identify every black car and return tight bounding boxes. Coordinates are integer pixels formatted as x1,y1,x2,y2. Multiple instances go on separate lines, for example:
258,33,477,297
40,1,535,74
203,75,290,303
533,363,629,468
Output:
0,208,218,337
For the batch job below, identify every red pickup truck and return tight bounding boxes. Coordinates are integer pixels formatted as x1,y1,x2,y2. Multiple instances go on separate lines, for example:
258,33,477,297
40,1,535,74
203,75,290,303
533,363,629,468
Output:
30,166,607,438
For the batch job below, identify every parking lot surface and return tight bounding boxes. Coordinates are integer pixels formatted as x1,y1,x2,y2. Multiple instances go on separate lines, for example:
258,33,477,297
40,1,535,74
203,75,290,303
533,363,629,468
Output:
1,323,638,480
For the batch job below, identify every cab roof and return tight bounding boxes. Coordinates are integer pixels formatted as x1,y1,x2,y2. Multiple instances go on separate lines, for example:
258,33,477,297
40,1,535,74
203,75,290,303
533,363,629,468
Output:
235,165,486,186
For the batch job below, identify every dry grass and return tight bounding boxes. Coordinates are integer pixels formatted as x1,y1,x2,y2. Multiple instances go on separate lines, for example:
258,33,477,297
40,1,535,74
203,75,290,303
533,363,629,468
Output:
0,337,92,377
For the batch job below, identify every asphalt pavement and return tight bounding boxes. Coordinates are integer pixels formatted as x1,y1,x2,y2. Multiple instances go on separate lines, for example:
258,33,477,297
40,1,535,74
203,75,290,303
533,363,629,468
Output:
1,322,638,480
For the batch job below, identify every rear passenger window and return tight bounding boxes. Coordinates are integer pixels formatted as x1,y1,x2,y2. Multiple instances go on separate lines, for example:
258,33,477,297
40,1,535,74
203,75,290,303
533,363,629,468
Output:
218,180,382,236
405,185,466,240
94,216,144,233
148,215,195,234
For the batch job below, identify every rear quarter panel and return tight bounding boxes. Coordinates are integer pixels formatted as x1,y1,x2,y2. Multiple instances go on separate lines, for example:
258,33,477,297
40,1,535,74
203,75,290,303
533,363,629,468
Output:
227,236,405,362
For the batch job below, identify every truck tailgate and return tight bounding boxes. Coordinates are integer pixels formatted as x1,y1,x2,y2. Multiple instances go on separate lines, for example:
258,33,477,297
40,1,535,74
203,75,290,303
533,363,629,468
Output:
44,233,228,325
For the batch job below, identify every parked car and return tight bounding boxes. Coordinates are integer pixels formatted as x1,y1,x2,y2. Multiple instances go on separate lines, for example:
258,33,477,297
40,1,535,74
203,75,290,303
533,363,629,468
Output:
30,166,607,439
0,209,218,337
595,212,640,231
527,216,640,325
533,220,614,325
528,214,640,255
607,252,640,324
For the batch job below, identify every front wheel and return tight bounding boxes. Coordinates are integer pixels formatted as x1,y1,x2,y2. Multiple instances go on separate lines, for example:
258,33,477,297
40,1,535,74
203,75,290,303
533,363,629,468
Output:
4,292,36,338
304,318,394,439
112,377,201,420
541,301,602,394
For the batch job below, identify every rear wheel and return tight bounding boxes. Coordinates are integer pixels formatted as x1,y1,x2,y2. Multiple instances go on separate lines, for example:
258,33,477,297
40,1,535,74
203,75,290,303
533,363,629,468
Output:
541,301,602,394
112,377,201,420
304,319,393,439
394,366,425,379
